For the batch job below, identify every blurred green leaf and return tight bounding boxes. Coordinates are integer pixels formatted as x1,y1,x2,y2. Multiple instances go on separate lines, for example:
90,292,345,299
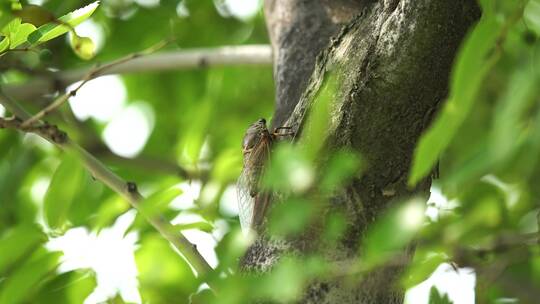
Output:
268,198,315,236
138,187,181,219
525,0,540,36
173,221,213,232
92,196,130,230
255,258,306,302
33,270,96,304
0,248,61,304
320,150,361,193
0,142,37,231
212,149,242,183
428,286,453,304
263,144,314,194
0,18,36,49
67,172,104,227
44,152,85,229
362,199,426,268
177,100,212,165
490,62,539,162
402,250,446,288
38,48,52,61
136,235,197,302
409,16,502,185
322,212,347,244
532,253,540,285
189,288,216,304
27,1,99,44
214,228,252,273
13,4,55,27
0,37,9,53
301,73,338,158
0,10,14,31
0,224,45,275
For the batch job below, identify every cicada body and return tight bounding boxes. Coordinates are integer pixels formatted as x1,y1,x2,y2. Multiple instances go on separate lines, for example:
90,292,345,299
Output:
237,118,292,233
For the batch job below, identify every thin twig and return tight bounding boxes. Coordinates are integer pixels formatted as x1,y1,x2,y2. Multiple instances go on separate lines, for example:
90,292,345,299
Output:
20,40,172,128
3,45,272,102
0,91,217,291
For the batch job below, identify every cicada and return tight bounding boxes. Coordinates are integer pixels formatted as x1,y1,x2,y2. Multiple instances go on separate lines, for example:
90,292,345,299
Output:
237,118,292,232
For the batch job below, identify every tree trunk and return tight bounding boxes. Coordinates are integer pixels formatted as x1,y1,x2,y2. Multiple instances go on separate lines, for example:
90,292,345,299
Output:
242,1,480,303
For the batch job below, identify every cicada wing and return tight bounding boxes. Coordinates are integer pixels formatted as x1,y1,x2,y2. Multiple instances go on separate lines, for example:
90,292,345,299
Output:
237,166,255,233
236,135,272,233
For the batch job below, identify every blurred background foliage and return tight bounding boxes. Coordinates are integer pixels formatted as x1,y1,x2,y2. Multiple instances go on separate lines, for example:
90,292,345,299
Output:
0,0,539,303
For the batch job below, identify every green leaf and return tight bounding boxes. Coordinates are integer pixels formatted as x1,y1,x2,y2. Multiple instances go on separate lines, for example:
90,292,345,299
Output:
402,250,446,288
525,0,540,36
428,286,453,304
0,10,14,31
0,248,62,304
44,152,85,229
362,199,426,268
70,33,95,60
256,258,306,302
67,171,104,227
0,224,45,275
263,144,314,194
138,187,181,218
0,37,9,53
268,198,315,236
320,150,362,193
13,4,55,27
128,186,182,235
1,18,36,49
136,235,198,301
32,270,96,304
301,72,338,158
490,65,538,162
409,16,502,186
173,222,214,232
27,1,99,44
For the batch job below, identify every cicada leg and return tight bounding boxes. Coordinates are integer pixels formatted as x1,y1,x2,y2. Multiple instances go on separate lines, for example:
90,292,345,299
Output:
272,126,295,139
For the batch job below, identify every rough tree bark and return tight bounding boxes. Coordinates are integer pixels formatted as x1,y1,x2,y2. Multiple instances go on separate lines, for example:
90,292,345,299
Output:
242,1,480,303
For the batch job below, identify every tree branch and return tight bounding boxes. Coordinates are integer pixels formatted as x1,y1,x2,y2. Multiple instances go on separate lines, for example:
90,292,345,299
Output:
19,40,172,128
3,45,272,102
0,91,217,290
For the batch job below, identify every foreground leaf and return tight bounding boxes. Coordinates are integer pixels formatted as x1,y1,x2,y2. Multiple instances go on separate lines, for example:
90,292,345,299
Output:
0,248,62,304
1,18,36,49
428,286,453,304
32,270,97,304
27,1,99,44
525,0,540,36
362,199,426,267
44,153,85,229
13,4,55,27
0,224,45,275
409,16,502,185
